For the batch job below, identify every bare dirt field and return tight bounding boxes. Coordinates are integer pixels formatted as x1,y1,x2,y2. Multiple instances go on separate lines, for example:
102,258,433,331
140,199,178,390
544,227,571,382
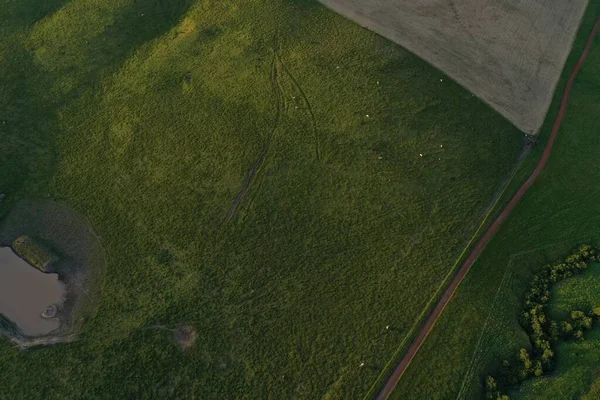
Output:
319,0,589,134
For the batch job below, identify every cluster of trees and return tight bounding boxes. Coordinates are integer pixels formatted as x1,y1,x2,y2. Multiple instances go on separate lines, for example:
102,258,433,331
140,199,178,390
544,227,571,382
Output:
485,244,600,400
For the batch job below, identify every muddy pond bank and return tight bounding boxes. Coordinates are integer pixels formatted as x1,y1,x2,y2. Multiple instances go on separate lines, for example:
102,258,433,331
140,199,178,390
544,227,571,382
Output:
0,247,65,336
0,200,106,348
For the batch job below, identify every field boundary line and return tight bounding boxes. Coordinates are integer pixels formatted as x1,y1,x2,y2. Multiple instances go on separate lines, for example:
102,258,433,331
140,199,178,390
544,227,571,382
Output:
373,15,600,400
508,232,600,260
361,133,526,400
455,230,600,398
455,262,513,399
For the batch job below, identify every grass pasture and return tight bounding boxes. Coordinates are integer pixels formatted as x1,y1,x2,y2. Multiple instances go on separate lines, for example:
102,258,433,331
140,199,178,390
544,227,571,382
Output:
550,263,600,321
0,0,524,398
391,3,600,399
514,330,600,399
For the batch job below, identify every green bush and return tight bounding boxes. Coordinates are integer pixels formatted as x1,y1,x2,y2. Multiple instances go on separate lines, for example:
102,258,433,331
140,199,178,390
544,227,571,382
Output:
485,245,600,397
11,235,54,272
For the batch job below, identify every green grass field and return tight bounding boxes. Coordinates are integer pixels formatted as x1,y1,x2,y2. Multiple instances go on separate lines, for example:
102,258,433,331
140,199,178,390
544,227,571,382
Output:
514,330,600,399
0,0,525,398
550,263,600,321
514,267,600,400
391,3,600,399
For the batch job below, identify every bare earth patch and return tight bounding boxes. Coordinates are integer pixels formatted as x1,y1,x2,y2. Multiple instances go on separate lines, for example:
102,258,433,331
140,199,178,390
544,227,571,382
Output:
174,325,197,350
319,0,588,134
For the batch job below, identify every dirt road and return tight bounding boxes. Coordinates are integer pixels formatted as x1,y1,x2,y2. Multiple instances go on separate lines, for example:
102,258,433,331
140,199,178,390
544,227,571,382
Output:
376,15,600,400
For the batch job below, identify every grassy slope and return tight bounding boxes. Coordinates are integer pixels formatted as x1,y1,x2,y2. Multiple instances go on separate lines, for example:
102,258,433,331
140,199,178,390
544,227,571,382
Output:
514,266,600,399
392,3,600,399
0,0,522,398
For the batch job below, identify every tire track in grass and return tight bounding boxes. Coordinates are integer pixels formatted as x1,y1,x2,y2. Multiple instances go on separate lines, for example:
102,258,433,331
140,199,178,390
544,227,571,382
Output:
277,54,321,161
455,264,514,399
225,50,284,223
375,15,600,400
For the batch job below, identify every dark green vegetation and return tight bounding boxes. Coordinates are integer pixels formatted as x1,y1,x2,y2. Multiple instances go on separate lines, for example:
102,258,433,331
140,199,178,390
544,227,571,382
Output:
484,245,600,399
0,0,524,398
516,330,600,399
550,261,600,320
391,3,600,399
514,265,600,399
12,235,54,272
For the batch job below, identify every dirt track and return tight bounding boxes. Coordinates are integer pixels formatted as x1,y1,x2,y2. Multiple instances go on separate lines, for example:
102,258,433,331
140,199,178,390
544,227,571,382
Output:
319,0,588,134
225,51,283,223
376,15,600,400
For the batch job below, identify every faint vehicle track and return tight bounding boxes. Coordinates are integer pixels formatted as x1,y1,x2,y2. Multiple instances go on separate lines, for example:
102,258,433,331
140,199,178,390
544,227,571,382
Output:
225,49,322,222
448,0,474,39
225,51,284,223
476,134,533,221
455,264,514,399
375,15,600,400
277,54,321,161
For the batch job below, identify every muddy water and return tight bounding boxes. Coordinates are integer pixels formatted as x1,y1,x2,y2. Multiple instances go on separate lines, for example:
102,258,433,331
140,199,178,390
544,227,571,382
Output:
0,247,65,336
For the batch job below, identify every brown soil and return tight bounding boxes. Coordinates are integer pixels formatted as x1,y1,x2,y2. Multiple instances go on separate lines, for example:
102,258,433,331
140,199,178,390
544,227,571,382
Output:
174,325,198,350
319,0,588,134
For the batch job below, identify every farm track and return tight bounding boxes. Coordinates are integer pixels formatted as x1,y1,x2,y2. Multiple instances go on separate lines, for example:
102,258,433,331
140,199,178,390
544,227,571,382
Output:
376,15,600,400
224,47,321,223
477,134,532,221
225,51,284,223
277,54,321,161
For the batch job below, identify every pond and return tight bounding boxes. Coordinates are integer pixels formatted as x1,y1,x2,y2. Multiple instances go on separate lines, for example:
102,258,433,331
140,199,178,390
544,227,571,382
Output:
0,247,65,336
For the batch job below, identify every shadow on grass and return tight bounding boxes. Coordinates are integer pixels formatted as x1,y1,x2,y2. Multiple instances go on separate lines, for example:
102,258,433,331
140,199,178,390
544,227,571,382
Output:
0,0,194,204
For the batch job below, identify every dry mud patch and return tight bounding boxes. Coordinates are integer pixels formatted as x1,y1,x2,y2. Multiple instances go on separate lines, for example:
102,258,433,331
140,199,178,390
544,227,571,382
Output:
319,0,588,134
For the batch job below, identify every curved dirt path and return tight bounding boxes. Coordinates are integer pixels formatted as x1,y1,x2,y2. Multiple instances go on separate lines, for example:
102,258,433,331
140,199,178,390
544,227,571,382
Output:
225,51,283,223
376,15,600,400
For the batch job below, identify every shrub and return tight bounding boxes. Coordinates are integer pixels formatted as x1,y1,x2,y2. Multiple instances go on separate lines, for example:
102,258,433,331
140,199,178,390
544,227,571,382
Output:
485,245,600,397
11,236,55,272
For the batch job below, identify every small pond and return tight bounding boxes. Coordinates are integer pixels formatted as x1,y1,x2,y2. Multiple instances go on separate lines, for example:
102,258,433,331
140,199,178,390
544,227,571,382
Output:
0,247,65,336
